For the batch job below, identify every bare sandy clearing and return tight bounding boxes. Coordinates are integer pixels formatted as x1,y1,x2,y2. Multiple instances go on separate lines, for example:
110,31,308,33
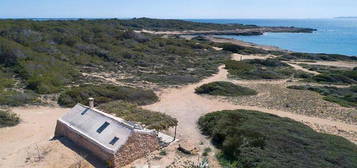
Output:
284,62,320,75
232,53,276,61
0,106,94,168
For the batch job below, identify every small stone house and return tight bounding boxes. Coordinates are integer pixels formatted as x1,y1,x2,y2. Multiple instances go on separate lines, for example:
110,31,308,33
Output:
54,103,161,167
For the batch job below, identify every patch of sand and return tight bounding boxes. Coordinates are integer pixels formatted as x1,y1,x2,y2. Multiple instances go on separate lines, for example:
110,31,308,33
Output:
0,106,94,168
232,53,276,61
284,62,320,75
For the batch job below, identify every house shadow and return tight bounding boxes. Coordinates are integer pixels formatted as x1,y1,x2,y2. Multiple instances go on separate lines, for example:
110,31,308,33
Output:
53,136,108,168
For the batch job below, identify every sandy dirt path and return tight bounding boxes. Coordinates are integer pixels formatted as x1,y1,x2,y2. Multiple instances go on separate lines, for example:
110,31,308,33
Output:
231,53,276,61
141,60,357,168
284,62,320,75
143,65,357,144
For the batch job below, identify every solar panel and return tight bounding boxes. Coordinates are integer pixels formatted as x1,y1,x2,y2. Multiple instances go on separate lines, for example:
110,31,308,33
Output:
97,122,110,133
109,137,119,145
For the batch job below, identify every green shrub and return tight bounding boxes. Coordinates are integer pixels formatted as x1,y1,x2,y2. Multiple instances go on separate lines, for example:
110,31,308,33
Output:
195,81,257,96
0,110,20,127
198,110,357,168
288,85,357,108
225,59,308,80
58,84,158,107
0,68,15,89
98,101,177,130
0,90,39,106
282,52,357,61
159,150,167,156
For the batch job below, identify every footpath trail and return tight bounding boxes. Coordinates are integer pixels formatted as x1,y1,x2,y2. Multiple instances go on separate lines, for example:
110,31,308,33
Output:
143,55,357,147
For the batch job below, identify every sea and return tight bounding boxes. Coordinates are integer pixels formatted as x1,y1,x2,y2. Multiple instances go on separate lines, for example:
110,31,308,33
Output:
188,19,357,57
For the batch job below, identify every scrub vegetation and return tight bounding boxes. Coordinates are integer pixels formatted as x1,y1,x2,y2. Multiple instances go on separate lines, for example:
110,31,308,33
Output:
98,101,177,130
198,110,357,168
57,84,158,107
224,59,311,80
0,19,230,96
0,110,20,127
288,85,357,108
0,67,39,106
298,64,357,85
195,81,257,96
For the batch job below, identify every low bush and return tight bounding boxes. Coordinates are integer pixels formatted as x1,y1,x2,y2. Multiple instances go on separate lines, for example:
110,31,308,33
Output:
308,69,357,85
0,90,39,106
198,110,357,168
288,85,357,108
282,52,357,61
298,64,350,73
0,68,15,89
98,101,177,130
225,59,309,80
195,81,257,96
58,84,158,107
0,110,20,127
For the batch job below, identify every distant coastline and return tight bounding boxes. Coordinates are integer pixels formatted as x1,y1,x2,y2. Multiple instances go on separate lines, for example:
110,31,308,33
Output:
335,16,357,19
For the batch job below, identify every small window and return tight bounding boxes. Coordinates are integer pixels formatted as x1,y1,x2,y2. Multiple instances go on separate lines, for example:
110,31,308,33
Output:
109,137,119,145
81,108,90,115
97,122,110,133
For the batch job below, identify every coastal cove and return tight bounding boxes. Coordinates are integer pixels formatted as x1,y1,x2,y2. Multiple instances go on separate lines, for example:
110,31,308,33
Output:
188,19,357,56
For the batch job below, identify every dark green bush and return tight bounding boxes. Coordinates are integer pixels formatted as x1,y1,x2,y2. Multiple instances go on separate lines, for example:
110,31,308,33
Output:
195,81,257,96
57,84,158,107
98,101,177,130
198,110,357,168
0,110,20,127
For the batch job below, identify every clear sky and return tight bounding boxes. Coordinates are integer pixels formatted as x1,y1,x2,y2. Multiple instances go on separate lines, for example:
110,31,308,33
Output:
1,0,356,19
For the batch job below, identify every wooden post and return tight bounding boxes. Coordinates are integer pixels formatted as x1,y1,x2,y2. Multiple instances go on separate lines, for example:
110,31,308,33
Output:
173,125,177,141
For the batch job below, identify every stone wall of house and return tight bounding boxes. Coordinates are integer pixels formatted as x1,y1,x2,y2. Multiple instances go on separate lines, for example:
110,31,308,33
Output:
113,132,160,167
54,120,114,163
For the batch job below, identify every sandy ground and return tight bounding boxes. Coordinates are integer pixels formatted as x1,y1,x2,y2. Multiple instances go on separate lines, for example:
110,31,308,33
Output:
284,62,321,75
0,106,94,168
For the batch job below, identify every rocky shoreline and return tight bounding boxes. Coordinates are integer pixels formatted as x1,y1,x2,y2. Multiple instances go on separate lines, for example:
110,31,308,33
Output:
140,26,316,36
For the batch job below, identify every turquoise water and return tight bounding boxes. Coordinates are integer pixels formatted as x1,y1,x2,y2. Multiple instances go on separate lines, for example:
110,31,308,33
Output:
188,19,357,56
